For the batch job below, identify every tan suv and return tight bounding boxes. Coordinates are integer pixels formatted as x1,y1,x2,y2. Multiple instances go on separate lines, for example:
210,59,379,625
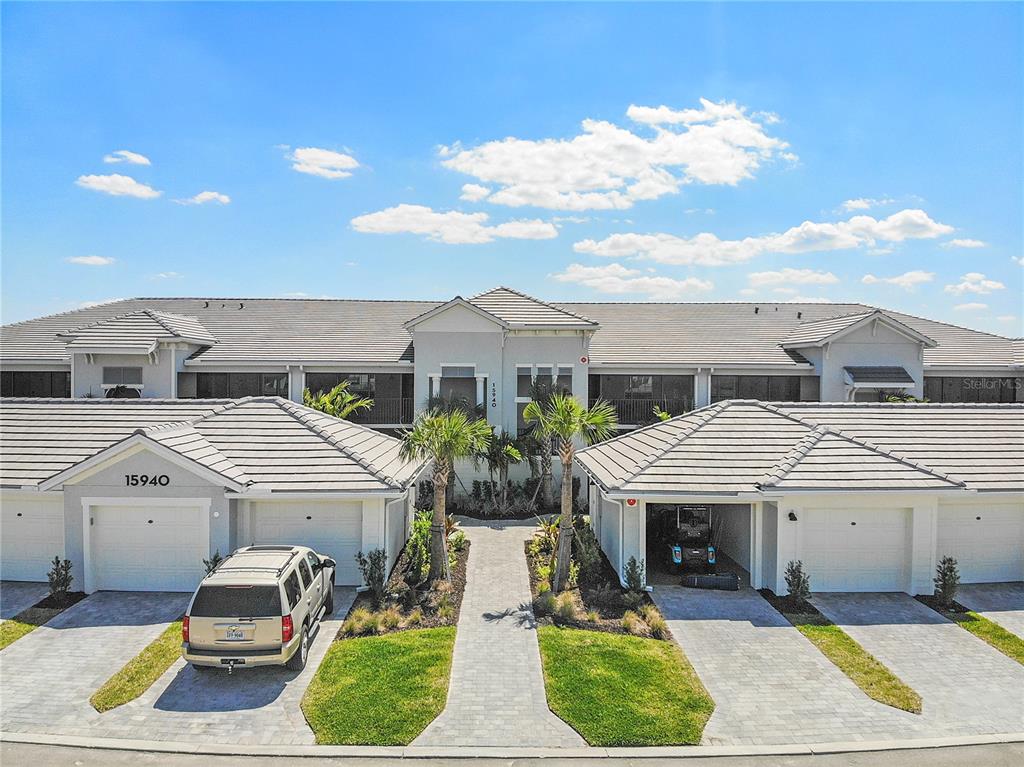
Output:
182,545,337,672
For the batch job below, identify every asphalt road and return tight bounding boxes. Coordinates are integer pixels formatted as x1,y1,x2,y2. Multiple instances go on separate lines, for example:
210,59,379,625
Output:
3,741,1023,767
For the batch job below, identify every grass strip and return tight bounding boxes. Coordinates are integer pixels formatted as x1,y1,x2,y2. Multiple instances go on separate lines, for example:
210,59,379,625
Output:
0,607,62,650
90,619,183,712
537,625,713,746
916,598,1024,666
302,626,455,745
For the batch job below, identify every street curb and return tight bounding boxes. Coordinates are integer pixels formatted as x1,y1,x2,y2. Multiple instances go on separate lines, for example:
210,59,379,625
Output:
2,730,1023,758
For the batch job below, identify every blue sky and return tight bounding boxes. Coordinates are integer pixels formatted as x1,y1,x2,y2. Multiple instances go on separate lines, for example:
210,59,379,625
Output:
2,2,1021,334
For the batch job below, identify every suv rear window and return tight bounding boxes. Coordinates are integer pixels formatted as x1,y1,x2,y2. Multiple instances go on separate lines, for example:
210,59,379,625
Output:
190,585,282,617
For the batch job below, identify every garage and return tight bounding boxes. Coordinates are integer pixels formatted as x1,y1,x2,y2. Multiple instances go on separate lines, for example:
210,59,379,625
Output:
801,507,910,592
89,503,208,592
249,500,362,585
937,502,1024,583
0,496,65,582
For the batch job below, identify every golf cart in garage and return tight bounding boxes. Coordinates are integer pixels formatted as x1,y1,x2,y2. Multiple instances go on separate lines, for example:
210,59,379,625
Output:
647,503,738,590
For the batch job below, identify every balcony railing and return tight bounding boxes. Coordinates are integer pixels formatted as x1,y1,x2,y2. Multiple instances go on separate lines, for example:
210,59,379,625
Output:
349,397,414,425
590,397,694,425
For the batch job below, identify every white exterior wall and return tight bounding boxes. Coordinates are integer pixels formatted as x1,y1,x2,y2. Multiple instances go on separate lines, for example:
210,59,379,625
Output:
598,496,622,580
712,503,752,570
762,501,779,590
72,342,201,399
0,491,66,581
936,497,1024,582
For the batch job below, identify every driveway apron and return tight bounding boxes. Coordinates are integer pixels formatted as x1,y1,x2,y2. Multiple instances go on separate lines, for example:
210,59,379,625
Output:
653,585,930,746
0,591,187,735
0,581,50,620
955,583,1024,639
413,520,585,748
813,592,1024,736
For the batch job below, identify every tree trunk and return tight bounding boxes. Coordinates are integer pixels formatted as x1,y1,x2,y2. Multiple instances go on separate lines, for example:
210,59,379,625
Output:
551,443,575,593
499,463,509,511
430,464,451,582
540,445,554,510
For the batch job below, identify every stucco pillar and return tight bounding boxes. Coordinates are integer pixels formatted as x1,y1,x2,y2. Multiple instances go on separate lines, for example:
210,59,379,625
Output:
908,498,938,595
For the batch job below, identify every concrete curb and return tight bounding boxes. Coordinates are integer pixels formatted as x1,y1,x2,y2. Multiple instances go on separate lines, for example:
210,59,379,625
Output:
2,730,1023,758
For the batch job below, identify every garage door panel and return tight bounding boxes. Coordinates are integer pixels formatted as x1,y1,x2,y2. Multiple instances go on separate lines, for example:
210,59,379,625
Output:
937,504,1024,583
1,497,65,582
801,508,910,592
249,501,362,585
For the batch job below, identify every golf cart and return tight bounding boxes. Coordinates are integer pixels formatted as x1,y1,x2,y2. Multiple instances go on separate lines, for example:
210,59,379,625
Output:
648,503,717,574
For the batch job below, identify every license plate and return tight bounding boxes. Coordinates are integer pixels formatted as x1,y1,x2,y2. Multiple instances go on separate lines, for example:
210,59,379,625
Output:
225,629,245,641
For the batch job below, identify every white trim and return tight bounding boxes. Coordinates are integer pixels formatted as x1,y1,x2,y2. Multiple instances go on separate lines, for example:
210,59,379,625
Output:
781,310,939,350
404,297,508,329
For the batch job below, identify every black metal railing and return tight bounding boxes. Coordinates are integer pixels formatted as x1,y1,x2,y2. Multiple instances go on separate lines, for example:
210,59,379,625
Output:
349,397,414,425
590,397,694,425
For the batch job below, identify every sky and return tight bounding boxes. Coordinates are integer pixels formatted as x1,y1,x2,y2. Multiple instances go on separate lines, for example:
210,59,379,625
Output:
2,2,1021,335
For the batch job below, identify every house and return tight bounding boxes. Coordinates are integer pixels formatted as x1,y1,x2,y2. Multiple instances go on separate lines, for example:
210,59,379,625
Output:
576,400,1024,594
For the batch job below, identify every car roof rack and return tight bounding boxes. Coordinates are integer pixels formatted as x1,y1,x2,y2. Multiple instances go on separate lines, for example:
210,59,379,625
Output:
211,548,299,579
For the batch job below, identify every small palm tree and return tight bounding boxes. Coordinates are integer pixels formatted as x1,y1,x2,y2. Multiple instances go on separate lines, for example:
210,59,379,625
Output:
303,380,374,419
527,376,560,507
523,393,617,592
480,429,524,512
400,409,492,581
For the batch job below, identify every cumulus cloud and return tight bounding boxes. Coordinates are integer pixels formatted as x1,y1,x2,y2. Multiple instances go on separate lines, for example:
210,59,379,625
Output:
175,190,231,205
944,272,1005,295
439,98,793,211
350,204,558,244
550,263,713,300
103,149,151,166
67,255,114,266
841,197,894,211
288,147,360,179
861,270,935,290
573,209,953,266
459,183,491,202
153,271,183,279
748,268,839,287
942,238,987,249
954,302,988,311
76,173,161,199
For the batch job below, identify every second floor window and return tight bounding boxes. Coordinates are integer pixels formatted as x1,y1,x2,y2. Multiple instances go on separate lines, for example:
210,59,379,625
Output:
103,367,143,387
710,375,806,403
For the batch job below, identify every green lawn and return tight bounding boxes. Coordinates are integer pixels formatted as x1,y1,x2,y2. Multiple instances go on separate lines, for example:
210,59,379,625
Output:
537,626,714,746
91,619,183,712
0,607,61,650
946,610,1024,665
302,627,456,745
787,612,922,713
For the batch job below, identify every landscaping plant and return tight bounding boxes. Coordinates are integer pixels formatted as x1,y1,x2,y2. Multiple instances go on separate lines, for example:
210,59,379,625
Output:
523,392,617,591
203,550,224,575
785,560,811,606
933,555,960,608
355,549,388,607
303,379,374,419
47,555,73,605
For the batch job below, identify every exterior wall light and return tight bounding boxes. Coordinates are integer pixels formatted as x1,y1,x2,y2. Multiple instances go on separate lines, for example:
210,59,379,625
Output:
788,511,798,521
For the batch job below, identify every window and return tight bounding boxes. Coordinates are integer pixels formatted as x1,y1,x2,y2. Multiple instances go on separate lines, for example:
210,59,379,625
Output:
589,375,694,402
229,372,260,399
1,371,71,398
103,367,143,386
440,366,475,378
298,560,313,589
305,372,373,396
924,377,1018,403
188,372,288,399
711,375,803,404
306,552,322,573
284,572,302,610
189,585,282,618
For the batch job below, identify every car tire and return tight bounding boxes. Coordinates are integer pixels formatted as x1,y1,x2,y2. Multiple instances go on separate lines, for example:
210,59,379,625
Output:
324,586,335,615
286,626,308,672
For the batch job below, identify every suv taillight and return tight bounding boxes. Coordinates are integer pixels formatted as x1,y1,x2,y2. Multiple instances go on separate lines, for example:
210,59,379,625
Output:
182,616,190,643
282,615,294,643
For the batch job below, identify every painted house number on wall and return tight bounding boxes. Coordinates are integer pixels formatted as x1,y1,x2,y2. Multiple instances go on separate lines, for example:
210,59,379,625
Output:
491,382,497,408
124,474,171,487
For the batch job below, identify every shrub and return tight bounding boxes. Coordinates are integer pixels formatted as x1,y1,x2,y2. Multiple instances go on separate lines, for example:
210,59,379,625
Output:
934,555,960,608
47,556,73,604
436,593,455,621
585,609,600,623
406,511,432,583
537,579,551,595
624,556,645,593
554,593,577,624
380,605,402,630
536,562,552,582
785,560,812,605
572,523,602,587
638,603,660,624
535,516,559,553
415,479,434,511
341,607,379,636
646,614,669,640
202,551,224,575
622,610,642,634
449,530,467,552
567,560,580,588
587,583,621,609
536,591,557,617
355,549,388,607
405,607,424,626
622,590,645,612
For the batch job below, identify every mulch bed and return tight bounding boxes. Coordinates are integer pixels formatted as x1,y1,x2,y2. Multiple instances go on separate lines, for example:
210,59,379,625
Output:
758,589,829,623
915,595,970,615
33,591,87,610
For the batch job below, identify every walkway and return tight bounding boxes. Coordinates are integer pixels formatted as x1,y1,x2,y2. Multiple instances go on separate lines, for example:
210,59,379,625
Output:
413,519,584,748
0,581,49,620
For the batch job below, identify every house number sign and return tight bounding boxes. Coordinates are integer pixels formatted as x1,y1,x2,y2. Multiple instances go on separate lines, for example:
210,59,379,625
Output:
490,382,497,408
125,474,170,487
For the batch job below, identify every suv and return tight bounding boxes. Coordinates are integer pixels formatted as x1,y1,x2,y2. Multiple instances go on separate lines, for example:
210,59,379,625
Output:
182,545,337,672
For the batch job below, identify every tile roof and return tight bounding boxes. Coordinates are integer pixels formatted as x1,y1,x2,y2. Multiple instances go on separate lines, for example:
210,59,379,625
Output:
575,400,1023,494
0,397,425,493
469,287,598,328
844,366,915,384
779,309,937,349
58,310,217,351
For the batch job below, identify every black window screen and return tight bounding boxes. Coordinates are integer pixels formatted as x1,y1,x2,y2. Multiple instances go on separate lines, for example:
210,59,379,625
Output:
1,371,71,397
189,585,282,617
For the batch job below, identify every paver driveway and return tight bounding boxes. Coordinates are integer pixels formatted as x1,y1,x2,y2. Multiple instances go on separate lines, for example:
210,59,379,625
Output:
956,582,1024,638
813,592,1024,736
0,581,49,620
653,585,931,746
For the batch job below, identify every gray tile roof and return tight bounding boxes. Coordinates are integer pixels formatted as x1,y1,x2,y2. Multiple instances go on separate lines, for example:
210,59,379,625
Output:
0,397,425,493
58,310,217,351
778,310,877,347
844,366,915,384
575,400,1023,495
1,293,1018,369
469,287,598,328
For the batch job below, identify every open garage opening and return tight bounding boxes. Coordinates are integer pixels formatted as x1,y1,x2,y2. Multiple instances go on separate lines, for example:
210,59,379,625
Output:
645,502,753,587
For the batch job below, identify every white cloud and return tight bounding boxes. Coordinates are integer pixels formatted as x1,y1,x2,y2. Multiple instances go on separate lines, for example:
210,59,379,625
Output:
942,238,987,249
1013,256,1024,266
459,183,491,202
153,271,183,279
738,288,757,296
288,147,360,179
841,197,894,211
76,173,161,199
350,204,558,244
861,270,935,290
748,268,839,287
772,287,799,295
550,263,713,300
439,98,793,211
103,149,151,166
175,190,231,205
574,209,953,266
944,272,1005,295
66,255,114,266
954,302,988,311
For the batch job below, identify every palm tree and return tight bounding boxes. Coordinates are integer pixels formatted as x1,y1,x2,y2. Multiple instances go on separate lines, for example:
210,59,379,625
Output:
523,393,617,592
480,429,524,512
303,380,374,419
400,409,492,581
527,376,557,508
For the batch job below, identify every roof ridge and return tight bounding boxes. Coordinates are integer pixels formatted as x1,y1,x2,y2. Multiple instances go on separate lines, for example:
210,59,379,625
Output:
617,401,732,485
758,426,826,487
472,285,598,325
57,308,158,336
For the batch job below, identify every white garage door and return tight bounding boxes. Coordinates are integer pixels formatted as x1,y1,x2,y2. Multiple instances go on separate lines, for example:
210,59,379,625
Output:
801,507,910,592
90,505,208,592
1,496,65,582
937,503,1024,583
249,501,362,585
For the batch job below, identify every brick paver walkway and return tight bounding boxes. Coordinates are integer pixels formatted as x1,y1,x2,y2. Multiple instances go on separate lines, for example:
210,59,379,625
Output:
956,582,1024,638
414,520,584,747
813,592,1024,736
654,585,930,746
0,581,49,620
